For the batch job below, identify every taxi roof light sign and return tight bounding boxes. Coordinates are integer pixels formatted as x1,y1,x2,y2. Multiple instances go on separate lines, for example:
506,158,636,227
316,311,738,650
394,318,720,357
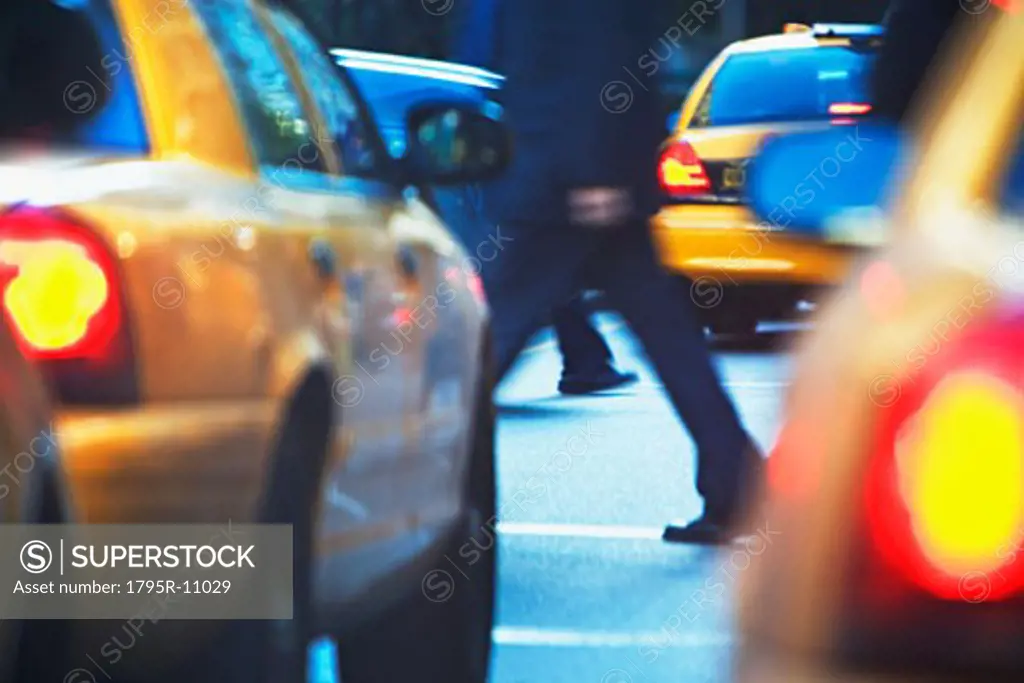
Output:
811,23,884,38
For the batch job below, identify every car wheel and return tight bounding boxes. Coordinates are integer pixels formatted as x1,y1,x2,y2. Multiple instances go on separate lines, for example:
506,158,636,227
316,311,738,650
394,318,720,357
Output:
338,347,497,683
150,373,332,683
14,467,73,683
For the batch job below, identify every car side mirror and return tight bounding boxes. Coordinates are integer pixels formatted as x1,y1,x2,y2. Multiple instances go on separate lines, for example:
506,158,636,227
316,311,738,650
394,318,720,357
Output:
747,124,907,239
403,100,511,186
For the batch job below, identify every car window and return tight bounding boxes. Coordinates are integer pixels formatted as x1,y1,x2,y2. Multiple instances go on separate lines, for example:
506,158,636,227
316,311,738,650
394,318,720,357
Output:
189,0,325,172
264,6,384,178
691,46,876,128
2,0,148,152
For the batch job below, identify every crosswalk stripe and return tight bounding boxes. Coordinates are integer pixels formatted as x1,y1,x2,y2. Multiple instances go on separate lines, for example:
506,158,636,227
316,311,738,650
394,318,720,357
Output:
492,626,731,648
495,522,664,540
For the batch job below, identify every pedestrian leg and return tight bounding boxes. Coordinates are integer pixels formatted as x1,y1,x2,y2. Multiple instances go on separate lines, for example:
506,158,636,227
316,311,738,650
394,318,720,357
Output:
478,222,590,383
595,226,761,530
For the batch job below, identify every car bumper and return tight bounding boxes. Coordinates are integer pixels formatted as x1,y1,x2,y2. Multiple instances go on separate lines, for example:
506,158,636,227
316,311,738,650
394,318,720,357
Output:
737,649,949,683
651,204,855,285
57,401,278,525
56,401,278,674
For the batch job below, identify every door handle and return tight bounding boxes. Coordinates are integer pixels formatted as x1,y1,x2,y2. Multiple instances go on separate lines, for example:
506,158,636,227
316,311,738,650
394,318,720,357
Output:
396,245,418,279
309,239,337,279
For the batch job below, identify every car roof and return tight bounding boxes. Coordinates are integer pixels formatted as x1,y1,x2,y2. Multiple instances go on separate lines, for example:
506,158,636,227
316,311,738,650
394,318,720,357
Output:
337,49,498,127
332,48,503,89
723,24,882,56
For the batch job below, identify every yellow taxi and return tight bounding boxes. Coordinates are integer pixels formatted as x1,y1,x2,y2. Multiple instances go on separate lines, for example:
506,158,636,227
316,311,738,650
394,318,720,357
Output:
1,1,508,682
653,22,881,335
739,5,1024,682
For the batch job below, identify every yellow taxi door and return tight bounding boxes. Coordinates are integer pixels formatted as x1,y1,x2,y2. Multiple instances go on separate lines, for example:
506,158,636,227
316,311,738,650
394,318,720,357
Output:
186,1,416,559
256,4,462,609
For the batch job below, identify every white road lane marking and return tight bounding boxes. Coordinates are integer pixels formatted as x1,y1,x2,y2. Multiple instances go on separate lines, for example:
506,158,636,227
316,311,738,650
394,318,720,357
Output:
496,522,664,540
636,381,788,390
492,626,731,648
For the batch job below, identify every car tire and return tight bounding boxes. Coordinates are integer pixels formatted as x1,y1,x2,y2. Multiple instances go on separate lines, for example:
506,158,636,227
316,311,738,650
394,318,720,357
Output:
337,343,497,683
14,467,73,683
147,372,332,683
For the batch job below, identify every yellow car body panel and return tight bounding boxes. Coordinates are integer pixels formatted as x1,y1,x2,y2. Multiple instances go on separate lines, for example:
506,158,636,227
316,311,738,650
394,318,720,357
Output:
737,9,1024,683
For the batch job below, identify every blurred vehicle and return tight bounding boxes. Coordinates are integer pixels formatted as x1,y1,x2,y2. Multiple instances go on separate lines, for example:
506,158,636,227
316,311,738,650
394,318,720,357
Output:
739,7,1023,683
337,48,503,257
0,313,70,683
339,49,502,393
653,23,881,336
0,1,509,682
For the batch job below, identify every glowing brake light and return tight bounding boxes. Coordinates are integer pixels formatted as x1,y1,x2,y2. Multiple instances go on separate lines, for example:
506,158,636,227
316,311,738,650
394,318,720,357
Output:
897,375,1023,578
864,310,1024,602
829,102,872,116
0,207,122,359
658,140,711,197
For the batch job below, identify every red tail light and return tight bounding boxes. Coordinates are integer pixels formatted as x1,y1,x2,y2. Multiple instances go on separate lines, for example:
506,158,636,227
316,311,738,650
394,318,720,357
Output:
0,206,136,404
829,102,873,116
658,140,711,197
0,207,122,359
838,306,1024,671
864,310,1024,602
830,102,872,126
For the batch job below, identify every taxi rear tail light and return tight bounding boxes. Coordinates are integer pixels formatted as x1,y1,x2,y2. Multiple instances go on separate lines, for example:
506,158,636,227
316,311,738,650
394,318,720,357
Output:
838,308,1024,672
864,312,1024,602
658,141,711,198
830,102,872,126
0,206,137,404
829,102,872,116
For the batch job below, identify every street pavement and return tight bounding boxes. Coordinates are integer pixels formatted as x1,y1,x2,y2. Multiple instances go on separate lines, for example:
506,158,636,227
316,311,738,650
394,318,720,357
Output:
313,313,797,683
490,313,794,683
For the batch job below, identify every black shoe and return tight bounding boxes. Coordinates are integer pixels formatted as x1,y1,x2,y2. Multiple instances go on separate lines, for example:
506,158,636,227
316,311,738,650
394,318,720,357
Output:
662,513,746,545
558,370,638,395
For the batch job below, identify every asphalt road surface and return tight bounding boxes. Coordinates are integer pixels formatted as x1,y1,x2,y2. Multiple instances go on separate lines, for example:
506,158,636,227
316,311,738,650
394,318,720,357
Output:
313,313,796,683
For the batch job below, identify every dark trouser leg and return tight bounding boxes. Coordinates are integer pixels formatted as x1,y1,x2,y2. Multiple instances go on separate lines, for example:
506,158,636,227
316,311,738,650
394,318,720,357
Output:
479,222,590,384
596,226,759,517
552,296,616,376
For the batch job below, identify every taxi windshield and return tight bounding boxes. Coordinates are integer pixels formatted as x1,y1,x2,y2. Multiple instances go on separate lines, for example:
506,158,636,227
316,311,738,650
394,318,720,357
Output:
695,45,876,127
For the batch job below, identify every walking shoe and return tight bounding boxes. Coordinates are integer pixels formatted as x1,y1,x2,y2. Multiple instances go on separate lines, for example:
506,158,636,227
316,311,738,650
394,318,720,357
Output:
558,369,638,395
662,513,738,545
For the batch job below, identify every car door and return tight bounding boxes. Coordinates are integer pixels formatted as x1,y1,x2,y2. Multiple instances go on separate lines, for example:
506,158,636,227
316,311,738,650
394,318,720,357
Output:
257,4,468,607
186,0,415,572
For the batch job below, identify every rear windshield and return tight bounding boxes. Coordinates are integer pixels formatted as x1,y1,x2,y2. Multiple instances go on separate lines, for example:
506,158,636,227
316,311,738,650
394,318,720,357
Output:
691,46,875,128
0,0,148,152
70,0,149,151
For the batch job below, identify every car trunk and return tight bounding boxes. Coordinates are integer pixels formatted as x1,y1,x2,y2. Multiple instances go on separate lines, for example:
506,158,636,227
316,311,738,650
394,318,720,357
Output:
678,122,831,202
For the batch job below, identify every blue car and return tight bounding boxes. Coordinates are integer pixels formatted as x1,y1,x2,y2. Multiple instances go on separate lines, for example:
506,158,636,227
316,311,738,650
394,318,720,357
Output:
335,48,504,247
337,49,506,403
